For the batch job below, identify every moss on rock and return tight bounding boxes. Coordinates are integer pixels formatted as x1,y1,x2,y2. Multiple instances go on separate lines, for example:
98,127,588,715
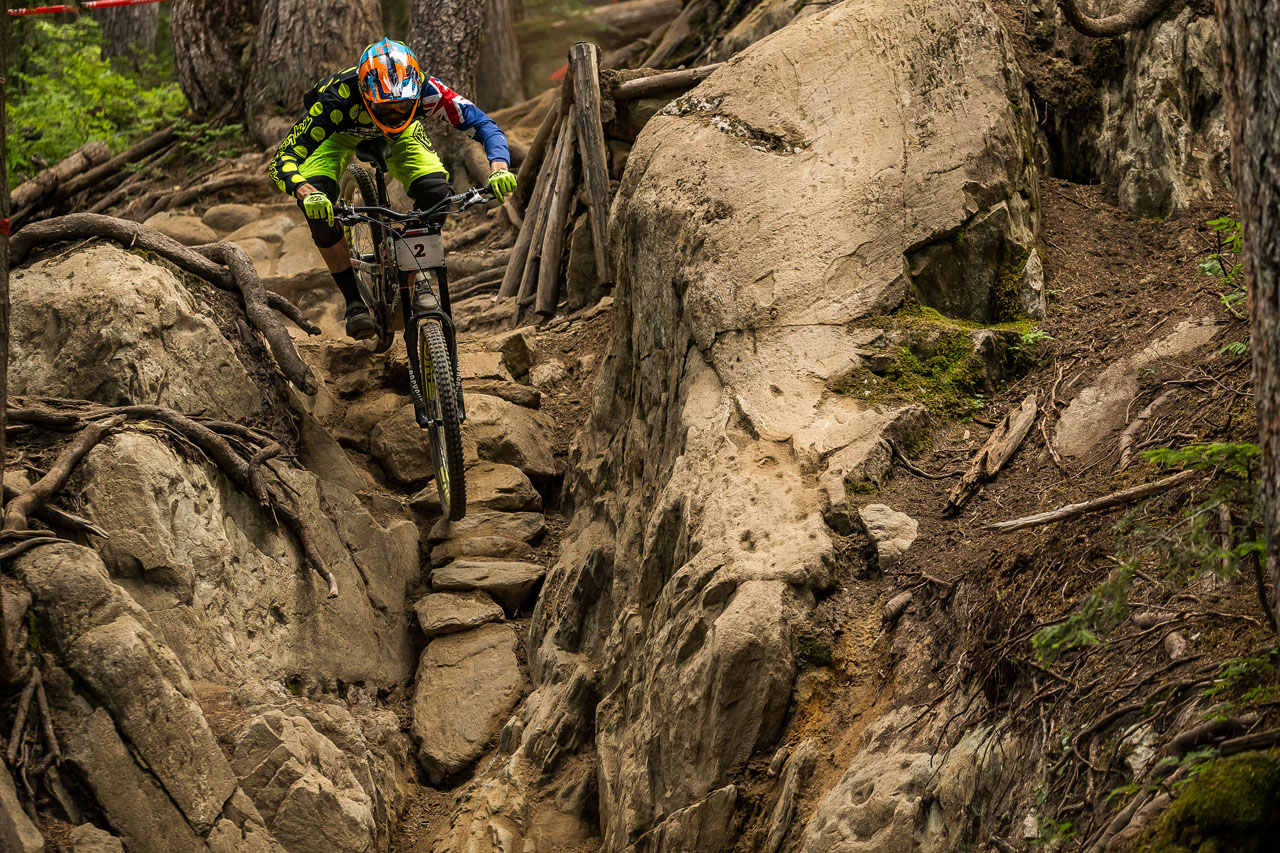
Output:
1141,750,1280,853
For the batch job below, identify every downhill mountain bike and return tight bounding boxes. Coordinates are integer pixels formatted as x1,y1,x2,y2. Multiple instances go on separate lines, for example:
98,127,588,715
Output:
335,141,489,521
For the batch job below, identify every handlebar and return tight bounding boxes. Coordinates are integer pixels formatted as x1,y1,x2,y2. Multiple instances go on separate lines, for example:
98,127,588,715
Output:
335,186,493,227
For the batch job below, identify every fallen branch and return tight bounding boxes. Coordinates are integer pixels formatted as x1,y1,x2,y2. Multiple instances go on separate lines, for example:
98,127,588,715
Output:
10,214,320,392
614,63,724,101
1118,390,1170,470
11,141,111,213
642,0,712,68
444,219,496,252
985,469,1204,533
944,393,1038,514
4,416,125,531
53,126,177,206
127,173,270,222
888,440,963,480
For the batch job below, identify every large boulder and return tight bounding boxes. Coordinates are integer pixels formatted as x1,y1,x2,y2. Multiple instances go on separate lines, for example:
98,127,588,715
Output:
9,244,263,420
74,431,419,688
448,2,1040,850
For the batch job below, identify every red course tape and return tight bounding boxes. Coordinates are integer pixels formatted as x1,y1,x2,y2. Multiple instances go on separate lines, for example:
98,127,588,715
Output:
0,219,11,237
9,0,170,17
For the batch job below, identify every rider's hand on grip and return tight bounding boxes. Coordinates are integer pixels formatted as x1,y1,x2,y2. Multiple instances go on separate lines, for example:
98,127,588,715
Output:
303,192,335,227
487,169,517,202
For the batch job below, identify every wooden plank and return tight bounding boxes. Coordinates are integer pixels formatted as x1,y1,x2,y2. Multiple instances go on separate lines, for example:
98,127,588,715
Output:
536,118,579,317
944,393,1038,514
569,42,613,287
614,63,723,101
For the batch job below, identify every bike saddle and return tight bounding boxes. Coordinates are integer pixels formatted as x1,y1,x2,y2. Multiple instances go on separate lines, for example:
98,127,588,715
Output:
355,139,392,173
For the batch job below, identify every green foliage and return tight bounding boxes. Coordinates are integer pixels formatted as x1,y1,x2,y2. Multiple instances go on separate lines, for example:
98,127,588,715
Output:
1199,650,1279,719
175,122,249,163
1117,443,1265,591
1020,329,1054,347
1219,341,1249,358
1200,217,1248,321
1034,565,1133,664
1143,750,1280,853
6,17,187,186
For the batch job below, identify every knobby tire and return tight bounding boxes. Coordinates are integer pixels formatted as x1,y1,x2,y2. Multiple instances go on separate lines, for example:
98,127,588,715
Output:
418,320,468,520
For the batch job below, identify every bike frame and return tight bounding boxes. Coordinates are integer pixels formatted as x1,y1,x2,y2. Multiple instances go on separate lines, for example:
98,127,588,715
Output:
338,179,489,430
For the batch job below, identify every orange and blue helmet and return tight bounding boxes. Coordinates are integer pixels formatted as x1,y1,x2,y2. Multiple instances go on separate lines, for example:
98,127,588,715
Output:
358,39,422,135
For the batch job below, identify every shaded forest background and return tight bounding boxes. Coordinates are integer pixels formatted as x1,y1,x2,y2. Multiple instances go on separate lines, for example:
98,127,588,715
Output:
4,0,621,186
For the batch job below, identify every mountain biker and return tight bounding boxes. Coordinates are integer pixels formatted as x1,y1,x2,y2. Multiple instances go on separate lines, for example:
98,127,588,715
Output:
268,38,517,339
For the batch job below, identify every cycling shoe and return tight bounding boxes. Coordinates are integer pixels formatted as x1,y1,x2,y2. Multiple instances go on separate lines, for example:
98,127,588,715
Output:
345,304,376,339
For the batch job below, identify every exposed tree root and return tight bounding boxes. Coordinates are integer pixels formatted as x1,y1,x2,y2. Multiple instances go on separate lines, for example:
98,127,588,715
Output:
1118,390,1171,470
1055,0,1184,38
3,416,125,531
6,404,340,598
10,214,321,394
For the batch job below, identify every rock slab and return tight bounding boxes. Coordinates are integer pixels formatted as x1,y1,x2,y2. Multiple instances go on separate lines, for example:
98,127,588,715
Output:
431,560,546,613
414,591,505,637
411,623,524,783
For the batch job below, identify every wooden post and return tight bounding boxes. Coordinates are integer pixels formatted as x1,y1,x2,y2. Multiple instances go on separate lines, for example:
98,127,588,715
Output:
514,118,572,316
536,119,579,317
514,97,562,207
568,42,613,287
497,114,562,300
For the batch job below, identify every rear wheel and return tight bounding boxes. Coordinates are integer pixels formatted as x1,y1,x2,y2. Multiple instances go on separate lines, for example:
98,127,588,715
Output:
416,320,467,520
340,164,394,353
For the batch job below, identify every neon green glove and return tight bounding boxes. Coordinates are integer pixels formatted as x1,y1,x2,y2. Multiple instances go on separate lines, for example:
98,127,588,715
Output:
302,191,334,227
487,169,517,202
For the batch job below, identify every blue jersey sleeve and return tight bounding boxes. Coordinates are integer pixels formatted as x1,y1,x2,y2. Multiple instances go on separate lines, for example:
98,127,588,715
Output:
421,76,511,166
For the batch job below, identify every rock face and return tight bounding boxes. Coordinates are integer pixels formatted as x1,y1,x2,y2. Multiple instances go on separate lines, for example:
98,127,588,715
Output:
8,244,263,420
435,2,1040,850
16,543,285,852
1037,4,1230,216
232,710,377,853
75,431,419,687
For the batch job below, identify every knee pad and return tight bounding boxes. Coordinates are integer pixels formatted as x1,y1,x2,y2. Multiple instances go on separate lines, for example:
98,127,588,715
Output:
408,173,452,229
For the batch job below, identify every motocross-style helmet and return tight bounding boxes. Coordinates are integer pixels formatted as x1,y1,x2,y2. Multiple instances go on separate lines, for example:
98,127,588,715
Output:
358,39,422,135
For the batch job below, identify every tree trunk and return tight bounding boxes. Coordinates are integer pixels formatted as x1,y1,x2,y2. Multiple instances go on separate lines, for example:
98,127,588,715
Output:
171,0,262,120
1,0,10,687
1218,0,1280,634
477,0,524,110
246,0,382,146
408,0,490,177
97,2,160,61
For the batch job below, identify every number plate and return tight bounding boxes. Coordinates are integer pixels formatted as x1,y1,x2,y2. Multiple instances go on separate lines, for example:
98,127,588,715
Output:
396,231,444,269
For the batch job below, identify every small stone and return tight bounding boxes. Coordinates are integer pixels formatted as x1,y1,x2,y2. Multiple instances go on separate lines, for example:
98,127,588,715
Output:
143,211,217,246
414,591,504,637
857,504,918,569
459,351,511,382
431,560,546,612
487,329,536,380
201,203,260,233
429,510,546,545
410,463,542,515
226,214,294,245
530,359,567,388
464,380,541,410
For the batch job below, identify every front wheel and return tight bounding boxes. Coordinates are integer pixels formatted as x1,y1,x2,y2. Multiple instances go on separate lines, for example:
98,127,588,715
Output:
417,320,467,520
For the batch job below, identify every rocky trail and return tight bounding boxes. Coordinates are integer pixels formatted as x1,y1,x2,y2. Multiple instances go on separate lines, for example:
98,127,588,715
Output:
4,2,1279,852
